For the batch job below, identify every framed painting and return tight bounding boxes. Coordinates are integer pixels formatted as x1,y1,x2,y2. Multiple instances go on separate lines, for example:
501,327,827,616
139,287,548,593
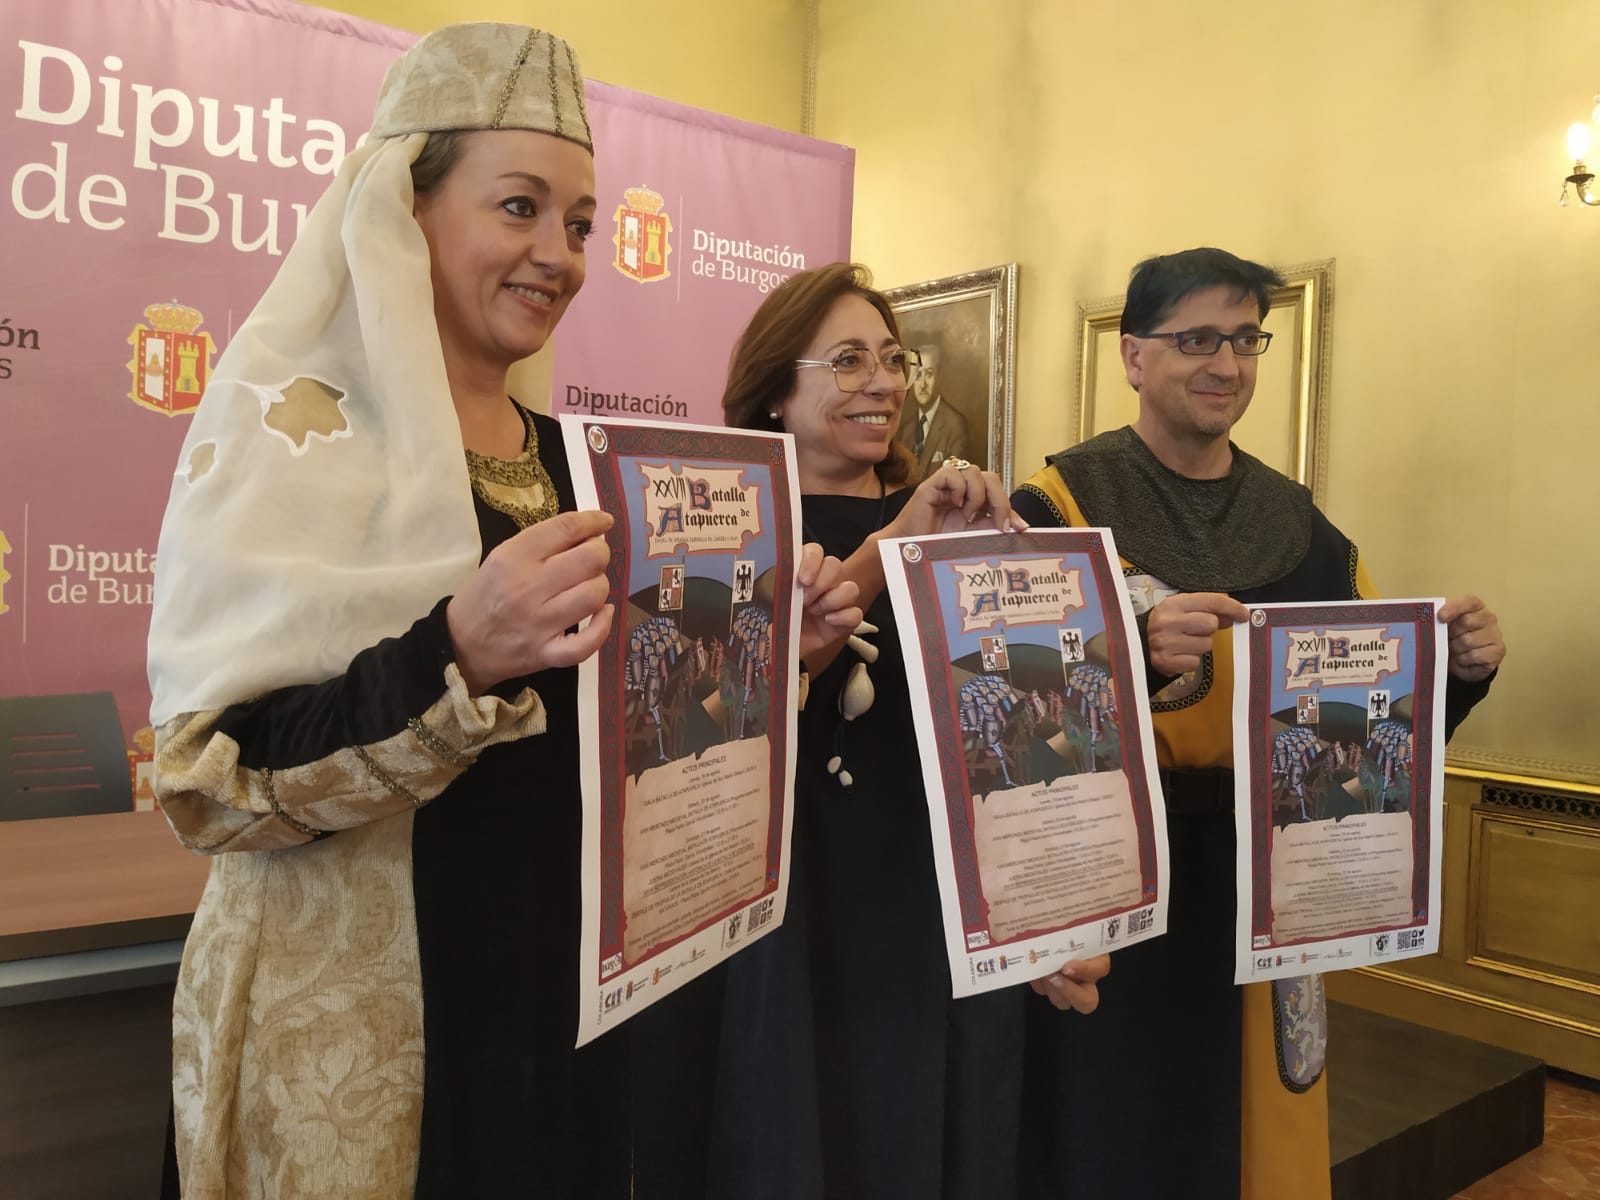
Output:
885,264,1018,488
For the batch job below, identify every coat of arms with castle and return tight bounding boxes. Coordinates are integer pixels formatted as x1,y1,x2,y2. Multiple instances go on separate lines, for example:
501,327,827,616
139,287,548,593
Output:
612,186,672,284
126,301,216,416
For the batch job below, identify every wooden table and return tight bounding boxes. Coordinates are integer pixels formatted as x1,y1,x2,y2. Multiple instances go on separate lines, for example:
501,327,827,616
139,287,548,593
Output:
0,811,209,962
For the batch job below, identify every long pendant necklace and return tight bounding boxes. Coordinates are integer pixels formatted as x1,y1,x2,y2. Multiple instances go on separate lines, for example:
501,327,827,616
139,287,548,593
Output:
801,476,886,787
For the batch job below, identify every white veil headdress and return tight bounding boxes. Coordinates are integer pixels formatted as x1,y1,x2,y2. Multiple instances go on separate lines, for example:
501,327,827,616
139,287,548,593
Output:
148,23,592,725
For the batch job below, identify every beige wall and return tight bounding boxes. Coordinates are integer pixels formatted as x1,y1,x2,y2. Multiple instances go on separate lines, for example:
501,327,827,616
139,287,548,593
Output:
300,1,1591,779
818,0,1600,782
314,0,810,132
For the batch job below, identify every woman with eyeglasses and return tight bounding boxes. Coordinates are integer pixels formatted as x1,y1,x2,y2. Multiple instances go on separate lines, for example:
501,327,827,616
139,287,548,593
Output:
716,263,1111,1198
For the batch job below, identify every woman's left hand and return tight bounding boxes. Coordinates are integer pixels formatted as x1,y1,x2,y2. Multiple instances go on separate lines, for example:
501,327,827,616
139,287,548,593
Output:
888,459,1027,540
1029,954,1110,1014
797,542,862,663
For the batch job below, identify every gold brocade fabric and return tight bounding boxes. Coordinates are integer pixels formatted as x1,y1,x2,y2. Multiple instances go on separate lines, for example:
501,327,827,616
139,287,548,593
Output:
464,403,558,529
159,672,548,1198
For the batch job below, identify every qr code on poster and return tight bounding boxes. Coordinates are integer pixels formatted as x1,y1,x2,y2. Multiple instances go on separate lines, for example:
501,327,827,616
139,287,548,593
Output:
747,896,775,934
1397,929,1426,952
1127,908,1155,936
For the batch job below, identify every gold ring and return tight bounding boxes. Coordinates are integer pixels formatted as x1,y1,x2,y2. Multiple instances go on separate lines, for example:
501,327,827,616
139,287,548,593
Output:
947,458,972,471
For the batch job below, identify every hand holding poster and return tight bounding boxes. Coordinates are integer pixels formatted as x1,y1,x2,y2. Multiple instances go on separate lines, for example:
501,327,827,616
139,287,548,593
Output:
879,527,1168,996
1232,599,1447,983
563,417,800,1044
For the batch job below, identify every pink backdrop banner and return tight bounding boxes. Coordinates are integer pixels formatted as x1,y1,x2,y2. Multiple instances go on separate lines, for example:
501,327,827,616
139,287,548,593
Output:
0,0,854,794
556,84,855,426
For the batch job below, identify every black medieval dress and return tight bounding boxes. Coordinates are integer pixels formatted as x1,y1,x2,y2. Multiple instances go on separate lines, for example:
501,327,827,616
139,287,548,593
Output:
161,407,719,1199
710,488,1027,1200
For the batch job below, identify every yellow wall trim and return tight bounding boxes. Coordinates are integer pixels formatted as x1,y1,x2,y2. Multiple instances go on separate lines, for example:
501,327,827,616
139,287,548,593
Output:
1446,764,1600,797
1449,752,1600,789
1355,965,1600,1039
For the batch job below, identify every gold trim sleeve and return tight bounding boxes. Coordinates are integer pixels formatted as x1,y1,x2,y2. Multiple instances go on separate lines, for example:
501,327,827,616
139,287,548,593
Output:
155,663,546,853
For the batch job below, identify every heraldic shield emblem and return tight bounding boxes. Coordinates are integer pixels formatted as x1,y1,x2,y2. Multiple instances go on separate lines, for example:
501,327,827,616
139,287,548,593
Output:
126,301,216,416
613,186,673,283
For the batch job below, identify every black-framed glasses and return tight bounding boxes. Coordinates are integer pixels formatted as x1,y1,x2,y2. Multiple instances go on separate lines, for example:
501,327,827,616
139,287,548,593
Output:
794,346,922,392
1137,328,1274,356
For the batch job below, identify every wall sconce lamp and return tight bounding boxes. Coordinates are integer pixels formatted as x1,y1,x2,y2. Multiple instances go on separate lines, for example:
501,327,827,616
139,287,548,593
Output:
1560,93,1600,207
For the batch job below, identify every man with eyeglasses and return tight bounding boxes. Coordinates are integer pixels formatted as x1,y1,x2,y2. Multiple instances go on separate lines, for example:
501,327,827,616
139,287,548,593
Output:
1009,247,1506,1200
893,342,972,475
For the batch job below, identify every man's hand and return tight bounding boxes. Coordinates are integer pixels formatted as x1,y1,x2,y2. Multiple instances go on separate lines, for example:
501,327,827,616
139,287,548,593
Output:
1438,594,1505,682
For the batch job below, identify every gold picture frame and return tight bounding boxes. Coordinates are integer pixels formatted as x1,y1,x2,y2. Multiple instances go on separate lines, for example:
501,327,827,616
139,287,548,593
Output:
1071,259,1335,505
884,263,1018,488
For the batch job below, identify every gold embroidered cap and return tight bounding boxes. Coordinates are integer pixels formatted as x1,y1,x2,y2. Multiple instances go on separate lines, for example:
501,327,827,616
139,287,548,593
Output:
369,22,592,150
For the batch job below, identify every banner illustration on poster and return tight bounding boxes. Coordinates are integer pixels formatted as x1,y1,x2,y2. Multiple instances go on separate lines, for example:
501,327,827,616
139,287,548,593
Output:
879,528,1168,997
562,417,800,1045
0,0,853,835
1232,599,1447,984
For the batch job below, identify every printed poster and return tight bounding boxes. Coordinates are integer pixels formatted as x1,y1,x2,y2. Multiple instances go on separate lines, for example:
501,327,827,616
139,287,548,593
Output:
1233,599,1447,983
879,527,1168,997
563,417,800,1044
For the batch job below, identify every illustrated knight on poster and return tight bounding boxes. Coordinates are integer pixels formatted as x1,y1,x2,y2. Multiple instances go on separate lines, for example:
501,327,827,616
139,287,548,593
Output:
879,528,1169,997
1233,600,1447,983
564,417,800,1045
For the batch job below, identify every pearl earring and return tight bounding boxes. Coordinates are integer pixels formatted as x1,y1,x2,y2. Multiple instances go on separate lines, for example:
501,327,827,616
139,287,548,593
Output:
768,411,780,420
